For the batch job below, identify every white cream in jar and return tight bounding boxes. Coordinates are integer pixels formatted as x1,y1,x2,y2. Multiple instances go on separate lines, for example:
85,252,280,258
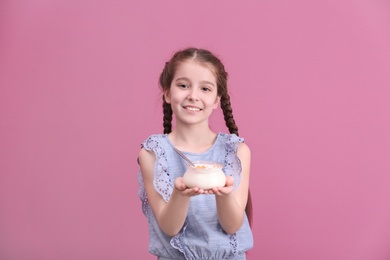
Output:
183,161,226,190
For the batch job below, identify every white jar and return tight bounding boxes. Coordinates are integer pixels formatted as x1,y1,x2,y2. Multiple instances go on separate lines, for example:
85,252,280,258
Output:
183,161,226,190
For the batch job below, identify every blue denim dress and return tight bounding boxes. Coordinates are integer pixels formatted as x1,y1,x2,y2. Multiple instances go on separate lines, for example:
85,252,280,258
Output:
138,133,253,259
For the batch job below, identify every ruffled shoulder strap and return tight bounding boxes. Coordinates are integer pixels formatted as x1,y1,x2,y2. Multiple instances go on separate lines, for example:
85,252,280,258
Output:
140,134,172,202
219,133,244,189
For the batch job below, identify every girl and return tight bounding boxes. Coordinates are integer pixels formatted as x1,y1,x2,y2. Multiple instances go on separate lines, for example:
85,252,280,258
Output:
138,48,253,260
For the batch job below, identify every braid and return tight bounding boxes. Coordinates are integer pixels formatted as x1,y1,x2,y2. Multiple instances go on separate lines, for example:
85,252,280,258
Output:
162,98,173,134
220,91,251,224
220,93,239,136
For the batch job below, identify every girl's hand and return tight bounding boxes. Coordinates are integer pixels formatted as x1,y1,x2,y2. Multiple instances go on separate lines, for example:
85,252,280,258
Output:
174,177,206,196
208,176,235,196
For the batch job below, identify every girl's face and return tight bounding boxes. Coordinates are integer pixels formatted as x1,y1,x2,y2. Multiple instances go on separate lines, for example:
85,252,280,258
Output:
164,60,220,127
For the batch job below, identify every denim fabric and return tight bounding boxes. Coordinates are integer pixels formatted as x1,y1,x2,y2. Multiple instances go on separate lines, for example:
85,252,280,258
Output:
138,133,253,260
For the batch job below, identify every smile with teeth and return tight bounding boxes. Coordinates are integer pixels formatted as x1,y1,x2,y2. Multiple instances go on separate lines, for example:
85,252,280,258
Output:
184,106,202,111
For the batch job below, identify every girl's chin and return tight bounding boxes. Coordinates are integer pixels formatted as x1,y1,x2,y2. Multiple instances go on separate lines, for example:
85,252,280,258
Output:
175,118,208,126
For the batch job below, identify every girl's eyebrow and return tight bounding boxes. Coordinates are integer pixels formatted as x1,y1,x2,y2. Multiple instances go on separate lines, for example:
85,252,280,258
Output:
175,77,216,87
200,80,215,87
175,77,190,82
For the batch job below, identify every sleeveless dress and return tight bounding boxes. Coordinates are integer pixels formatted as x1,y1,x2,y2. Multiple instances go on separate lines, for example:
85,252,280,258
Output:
138,132,253,260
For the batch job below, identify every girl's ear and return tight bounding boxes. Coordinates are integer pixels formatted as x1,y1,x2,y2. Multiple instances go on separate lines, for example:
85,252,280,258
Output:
164,89,171,104
213,96,221,109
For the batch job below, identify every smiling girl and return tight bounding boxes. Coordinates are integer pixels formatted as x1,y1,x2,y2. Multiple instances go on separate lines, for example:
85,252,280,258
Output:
138,48,253,260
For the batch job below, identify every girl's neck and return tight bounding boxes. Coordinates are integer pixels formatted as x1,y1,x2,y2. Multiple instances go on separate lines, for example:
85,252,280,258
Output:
168,125,218,154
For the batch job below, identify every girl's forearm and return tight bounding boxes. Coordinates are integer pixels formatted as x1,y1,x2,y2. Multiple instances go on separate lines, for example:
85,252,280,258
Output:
216,191,245,234
157,189,190,237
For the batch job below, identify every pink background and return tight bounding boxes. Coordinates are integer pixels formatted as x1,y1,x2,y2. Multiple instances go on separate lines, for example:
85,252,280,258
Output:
1,1,390,259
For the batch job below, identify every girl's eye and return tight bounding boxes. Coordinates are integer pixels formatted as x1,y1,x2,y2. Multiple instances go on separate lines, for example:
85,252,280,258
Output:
201,86,212,92
178,84,188,89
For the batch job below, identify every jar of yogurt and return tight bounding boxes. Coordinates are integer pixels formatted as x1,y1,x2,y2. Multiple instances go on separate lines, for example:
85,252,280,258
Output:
183,161,226,190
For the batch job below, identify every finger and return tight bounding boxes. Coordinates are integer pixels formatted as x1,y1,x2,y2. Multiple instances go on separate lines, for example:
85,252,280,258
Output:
197,188,205,194
223,187,235,195
174,177,187,191
181,187,198,196
225,176,235,187
210,187,221,196
206,189,216,195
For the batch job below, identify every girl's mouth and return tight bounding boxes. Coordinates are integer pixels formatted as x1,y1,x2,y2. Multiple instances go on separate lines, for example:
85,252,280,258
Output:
183,106,202,112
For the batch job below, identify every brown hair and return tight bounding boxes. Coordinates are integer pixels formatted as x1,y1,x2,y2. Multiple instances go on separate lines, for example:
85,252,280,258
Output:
159,47,252,226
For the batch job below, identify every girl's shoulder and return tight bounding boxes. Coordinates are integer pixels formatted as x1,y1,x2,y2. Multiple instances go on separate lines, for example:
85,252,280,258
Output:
217,132,245,145
140,134,169,151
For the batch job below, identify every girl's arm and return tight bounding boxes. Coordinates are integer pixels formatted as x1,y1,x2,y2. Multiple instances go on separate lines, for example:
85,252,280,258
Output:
139,148,204,237
213,142,251,234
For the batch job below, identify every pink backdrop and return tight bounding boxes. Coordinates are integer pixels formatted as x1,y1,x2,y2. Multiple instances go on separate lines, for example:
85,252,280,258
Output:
1,1,389,259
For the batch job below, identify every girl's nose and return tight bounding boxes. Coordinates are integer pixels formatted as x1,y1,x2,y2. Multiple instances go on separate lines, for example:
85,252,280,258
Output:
187,88,199,101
